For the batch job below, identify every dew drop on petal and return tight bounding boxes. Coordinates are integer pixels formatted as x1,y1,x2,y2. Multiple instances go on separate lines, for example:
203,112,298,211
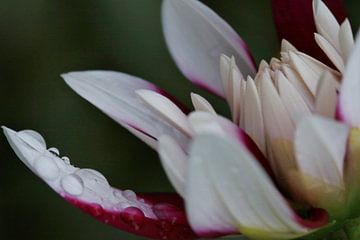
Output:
18,130,46,151
61,174,84,196
120,207,145,231
48,147,60,156
75,169,110,195
61,156,70,165
123,189,137,201
34,155,60,181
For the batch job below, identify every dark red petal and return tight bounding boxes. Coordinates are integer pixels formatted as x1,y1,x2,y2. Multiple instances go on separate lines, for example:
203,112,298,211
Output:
272,0,347,63
65,193,198,240
295,208,329,229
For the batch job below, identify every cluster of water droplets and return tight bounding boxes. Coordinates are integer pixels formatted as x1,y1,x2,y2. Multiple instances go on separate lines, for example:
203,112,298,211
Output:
14,129,156,219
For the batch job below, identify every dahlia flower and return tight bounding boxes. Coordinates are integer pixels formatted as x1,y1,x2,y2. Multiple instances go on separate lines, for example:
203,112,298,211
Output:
3,0,360,239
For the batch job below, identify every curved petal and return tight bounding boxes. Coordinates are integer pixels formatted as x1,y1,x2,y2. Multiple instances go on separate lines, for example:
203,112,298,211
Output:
294,116,349,215
162,0,256,97
62,71,190,150
188,134,328,239
338,35,360,127
188,112,276,196
272,0,346,63
158,135,187,197
3,127,196,240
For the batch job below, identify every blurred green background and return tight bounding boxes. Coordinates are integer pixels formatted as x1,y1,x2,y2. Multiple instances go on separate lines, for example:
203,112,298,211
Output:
0,0,359,239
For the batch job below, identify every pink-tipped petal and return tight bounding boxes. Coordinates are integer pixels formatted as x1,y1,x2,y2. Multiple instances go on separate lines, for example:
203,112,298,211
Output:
339,35,360,127
3,127,196,240
272,0,346,63
62,71,190,149
188,134,328,239
162,0,256,97
188,112,275,184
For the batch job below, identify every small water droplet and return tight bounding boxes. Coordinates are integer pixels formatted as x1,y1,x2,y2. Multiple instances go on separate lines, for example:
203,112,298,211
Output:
123,190,137,201
34,155,60,181
61,156,70,165
120,207,145,231
48,147,60,156
61,174,84,196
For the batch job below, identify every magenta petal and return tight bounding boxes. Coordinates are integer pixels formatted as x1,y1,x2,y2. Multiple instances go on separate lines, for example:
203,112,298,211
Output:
66,193,197,240
272,0,347,63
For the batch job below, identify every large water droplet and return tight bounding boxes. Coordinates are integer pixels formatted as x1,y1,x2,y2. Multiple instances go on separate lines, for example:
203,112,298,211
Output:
61,174,84,196
18,130,46,151
75,169,110,195
123,190,137,201
34,155,59,181
120,207,145,231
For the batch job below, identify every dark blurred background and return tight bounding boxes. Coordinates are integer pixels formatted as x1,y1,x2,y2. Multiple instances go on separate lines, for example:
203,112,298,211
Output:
0,0,359,239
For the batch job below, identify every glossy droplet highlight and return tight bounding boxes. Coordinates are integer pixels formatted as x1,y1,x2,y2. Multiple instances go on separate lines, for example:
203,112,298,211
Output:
61,174,84,196
34,155,59,181
123,190,137,201
75,169,110,195
61,156,70,165
48,147,60,156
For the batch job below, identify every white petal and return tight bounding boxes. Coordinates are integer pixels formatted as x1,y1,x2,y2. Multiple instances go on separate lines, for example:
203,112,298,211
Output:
281,64,315,110
243,77,266,154
188,111,239,141
288,51,339,95
189,134,309,238
276,70,311,124
158,135,187,197
339,35,360,128
136,89,193,137
190,93,216,114
63,71,190,149
259,69,294,140
281,39,297,52
295,116,349,189
315,71,338,118
339,19,354,60
2,127,157,218
315,33,345,72
313,0,340,50
186,136,238,236
162,0,256,96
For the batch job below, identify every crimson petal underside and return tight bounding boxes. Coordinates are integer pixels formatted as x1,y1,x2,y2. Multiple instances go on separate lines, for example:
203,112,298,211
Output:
272,0,347,64
3,127,196,240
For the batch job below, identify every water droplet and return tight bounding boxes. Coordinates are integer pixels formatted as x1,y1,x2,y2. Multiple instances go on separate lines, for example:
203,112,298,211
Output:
61,174,84,196
113,190,123,198
123,190,137,201
75,169,110,195
120,207,145,231
34,155,59,181
61,156,70,165
18,130,46,151
48,147,60,156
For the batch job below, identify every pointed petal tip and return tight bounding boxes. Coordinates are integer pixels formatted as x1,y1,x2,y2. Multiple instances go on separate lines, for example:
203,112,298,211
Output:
4,128,196,240
162,0,255,97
